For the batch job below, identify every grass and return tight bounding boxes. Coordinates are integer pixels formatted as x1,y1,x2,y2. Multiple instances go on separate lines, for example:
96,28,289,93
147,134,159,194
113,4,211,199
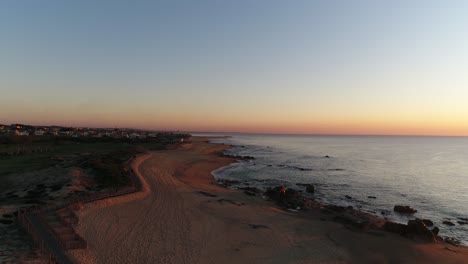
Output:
0,137,179,190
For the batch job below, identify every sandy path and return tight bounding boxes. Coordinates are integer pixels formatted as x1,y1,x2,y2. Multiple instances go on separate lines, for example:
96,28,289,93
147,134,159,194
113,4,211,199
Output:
71,138,468,264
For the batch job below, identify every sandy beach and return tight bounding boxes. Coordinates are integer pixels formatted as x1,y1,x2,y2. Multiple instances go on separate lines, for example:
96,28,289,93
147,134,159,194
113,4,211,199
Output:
70,137,468,264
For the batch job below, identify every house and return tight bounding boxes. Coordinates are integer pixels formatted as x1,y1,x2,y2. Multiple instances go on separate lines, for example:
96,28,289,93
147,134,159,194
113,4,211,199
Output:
34,130,45,136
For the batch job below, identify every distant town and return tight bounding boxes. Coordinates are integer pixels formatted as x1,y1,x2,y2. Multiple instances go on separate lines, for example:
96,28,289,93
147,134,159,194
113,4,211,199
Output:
0,123,178,139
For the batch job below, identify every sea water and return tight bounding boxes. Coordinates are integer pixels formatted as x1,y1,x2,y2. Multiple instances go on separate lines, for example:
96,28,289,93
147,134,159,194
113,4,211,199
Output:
196,133,468,245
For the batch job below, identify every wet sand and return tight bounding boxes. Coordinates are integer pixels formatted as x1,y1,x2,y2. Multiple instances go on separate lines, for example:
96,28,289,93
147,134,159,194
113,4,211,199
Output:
70,137,468,264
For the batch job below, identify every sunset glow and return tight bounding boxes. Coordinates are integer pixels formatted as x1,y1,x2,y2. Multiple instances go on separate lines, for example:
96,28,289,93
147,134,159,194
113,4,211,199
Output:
1,1,468,136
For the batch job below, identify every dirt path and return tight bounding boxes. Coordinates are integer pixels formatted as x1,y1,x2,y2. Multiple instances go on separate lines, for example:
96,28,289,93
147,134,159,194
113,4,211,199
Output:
70,138,468,264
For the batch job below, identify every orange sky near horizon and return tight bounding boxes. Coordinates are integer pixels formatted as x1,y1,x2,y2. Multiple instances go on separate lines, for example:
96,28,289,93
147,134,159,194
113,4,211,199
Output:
2,1,468,137
3,106,468,136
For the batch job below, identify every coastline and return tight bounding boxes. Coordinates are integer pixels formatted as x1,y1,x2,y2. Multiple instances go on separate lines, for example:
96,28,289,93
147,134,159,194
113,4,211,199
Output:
70,136,468,263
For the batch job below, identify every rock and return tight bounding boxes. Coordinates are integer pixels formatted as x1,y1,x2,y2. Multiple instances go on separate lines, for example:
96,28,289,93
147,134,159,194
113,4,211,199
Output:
345,195,352,199
217,179,240,187
264,186,306,209
458,217,468,221
324,155,330,158
432,226,440,236
384,221,407,234
243,190,256,196
384,220,436,242
442,221,455,226
305,185,315,193
368,196,377,199
445,237,462,246
457,221,467,225
407,219,436,242
394,205,417,214
285,188,301,198
297,183,315,194
418,218,434,227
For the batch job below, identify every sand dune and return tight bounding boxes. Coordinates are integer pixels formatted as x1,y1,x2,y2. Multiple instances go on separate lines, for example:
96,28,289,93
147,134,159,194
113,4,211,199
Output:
70,138,468,264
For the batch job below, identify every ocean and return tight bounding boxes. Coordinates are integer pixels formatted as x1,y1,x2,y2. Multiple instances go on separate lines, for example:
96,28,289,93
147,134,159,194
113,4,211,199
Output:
195,133,468,245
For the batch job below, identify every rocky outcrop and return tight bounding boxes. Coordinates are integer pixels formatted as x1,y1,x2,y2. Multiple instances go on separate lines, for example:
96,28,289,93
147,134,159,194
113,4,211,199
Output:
406,219,436,242
383,219,437,242
394,205,417,214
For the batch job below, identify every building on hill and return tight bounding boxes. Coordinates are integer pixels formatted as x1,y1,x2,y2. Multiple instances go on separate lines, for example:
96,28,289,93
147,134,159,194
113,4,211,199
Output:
34,130,45,136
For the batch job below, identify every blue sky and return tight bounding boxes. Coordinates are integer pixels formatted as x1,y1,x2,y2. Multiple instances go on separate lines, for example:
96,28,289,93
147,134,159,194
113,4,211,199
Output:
1,1,468,135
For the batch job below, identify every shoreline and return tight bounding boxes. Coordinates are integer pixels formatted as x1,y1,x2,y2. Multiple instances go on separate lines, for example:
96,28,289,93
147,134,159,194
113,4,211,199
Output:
70,136,468,263
209,136,468,247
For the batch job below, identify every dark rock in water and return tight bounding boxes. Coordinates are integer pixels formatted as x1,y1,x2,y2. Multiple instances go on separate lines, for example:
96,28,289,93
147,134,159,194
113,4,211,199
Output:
324,155,330,158
305,185,315,194
368,196,377,199
394,205,417,214
285,188,301,198
432,226,440,236
458,217,468,222
347,206,353,210
442,221,455,226
345,195,352,199
264,186,306,209
296,183,315,194
457,221,467,225
417,218,434,227
445,237,462,246
264,186,282,198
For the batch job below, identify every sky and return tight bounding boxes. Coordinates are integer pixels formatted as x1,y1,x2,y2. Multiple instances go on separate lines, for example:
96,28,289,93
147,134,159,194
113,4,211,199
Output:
1,1,468,136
